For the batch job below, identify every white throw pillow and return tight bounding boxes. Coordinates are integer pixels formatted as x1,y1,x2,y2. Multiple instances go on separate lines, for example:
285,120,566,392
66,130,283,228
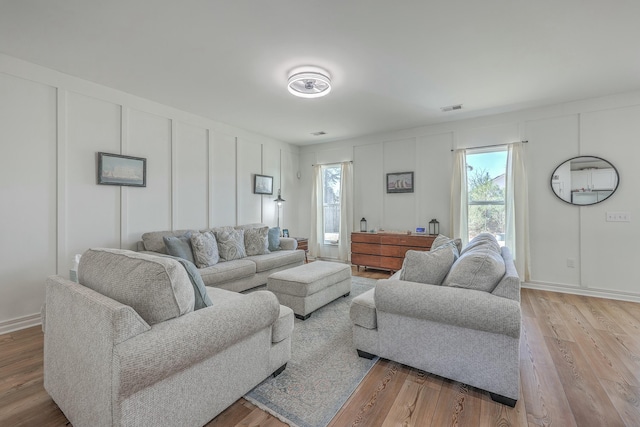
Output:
399,248,456,286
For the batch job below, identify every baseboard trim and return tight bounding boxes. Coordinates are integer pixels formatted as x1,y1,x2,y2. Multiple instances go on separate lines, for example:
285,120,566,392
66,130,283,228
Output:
0,313,42,335
523,281,640,303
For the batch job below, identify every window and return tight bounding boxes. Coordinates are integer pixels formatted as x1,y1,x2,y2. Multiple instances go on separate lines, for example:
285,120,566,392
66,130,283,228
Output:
321,165,341,244
466,148,507,245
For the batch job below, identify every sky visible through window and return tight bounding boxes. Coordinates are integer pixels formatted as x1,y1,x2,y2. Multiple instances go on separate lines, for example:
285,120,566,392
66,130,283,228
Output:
467,151,507,180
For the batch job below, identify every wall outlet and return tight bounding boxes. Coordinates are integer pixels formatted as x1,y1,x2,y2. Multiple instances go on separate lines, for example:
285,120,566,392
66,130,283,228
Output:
566,258,575,268
606,212,631,222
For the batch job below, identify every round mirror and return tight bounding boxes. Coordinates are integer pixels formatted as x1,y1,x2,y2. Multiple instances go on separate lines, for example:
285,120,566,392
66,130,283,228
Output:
550,156,619,205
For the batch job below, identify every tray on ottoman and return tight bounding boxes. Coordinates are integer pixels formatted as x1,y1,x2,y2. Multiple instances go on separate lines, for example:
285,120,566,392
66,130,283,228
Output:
267,261,351,320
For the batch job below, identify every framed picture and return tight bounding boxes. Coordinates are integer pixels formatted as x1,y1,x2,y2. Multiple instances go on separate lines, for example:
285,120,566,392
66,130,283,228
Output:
386,171,414,193
254,174,273,195
282,229,289,238
97,152,146,187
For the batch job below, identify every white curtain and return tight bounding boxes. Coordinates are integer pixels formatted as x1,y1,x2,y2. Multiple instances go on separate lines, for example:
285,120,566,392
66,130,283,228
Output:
449,149,469,245
337,162,353,261
505,142,531,281
309,165,323,258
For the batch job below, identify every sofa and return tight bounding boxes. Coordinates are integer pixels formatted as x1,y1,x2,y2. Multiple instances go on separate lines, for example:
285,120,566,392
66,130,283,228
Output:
137,223,305,293
43,248,294,427
350,233,521,406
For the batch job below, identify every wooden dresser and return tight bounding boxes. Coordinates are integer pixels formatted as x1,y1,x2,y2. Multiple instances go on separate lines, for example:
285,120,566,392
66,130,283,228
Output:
351,232,436,273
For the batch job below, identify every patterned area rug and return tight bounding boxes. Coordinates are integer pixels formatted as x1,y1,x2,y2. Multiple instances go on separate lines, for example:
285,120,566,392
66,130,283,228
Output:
244,276,378,427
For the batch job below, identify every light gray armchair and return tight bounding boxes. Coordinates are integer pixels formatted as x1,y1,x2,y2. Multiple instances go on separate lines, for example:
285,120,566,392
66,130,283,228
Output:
43,248,293,427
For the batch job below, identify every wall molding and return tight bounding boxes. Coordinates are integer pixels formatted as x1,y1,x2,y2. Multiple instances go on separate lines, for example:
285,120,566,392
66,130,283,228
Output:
0,313,41,335
523,281,640,303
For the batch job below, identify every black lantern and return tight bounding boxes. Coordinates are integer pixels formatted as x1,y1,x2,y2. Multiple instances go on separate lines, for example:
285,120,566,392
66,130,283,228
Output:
428,219,439,235
360,218,367,232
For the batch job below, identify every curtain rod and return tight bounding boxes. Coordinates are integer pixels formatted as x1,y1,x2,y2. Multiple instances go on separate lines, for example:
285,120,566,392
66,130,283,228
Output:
450,140,528,152
312,160,354,166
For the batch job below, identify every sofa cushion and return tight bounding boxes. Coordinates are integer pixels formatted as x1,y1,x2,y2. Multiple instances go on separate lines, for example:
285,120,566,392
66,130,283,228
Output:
215,228,247,261
165,256,213,310
400,248,456,285
246,250,305,273
190,231,220,268
163,232,195,263
268,227,281,251
78,248,195,325
245,226,270,256
460,232,501,256
443,246,506,293
142,229,191,254
198,259,256,286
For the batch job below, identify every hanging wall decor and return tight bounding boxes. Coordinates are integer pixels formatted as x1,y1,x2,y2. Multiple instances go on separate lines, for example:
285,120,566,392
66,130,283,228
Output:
386,171,414,193
97,152,146,187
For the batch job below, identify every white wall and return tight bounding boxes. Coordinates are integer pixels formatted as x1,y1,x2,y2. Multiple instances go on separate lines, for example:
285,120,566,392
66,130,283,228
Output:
300,90,640,301
0,54,298,333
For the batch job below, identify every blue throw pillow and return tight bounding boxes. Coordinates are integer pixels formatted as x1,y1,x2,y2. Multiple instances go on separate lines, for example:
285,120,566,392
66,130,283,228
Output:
166,255,213,310
163,232,195,263
268,227,281,251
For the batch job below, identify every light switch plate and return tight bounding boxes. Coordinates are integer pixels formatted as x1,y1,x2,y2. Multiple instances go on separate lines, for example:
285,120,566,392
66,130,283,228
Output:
606,212,631,222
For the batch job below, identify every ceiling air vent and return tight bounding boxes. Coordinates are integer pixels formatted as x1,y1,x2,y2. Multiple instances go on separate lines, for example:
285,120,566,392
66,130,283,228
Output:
311,131,327,136
441,104,463,112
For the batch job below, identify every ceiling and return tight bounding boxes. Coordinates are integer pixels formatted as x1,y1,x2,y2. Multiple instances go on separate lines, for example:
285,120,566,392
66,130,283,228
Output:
2,1,640,145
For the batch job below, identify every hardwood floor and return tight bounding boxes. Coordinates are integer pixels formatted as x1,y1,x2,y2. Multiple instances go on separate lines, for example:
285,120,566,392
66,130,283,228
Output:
2,267,640,426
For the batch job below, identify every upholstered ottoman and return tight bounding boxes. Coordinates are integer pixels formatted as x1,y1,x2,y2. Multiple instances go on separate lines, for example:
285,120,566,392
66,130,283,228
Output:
267,261,351,320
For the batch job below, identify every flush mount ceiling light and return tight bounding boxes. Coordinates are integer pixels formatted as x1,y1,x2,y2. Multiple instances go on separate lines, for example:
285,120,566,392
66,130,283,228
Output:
287,67,331,98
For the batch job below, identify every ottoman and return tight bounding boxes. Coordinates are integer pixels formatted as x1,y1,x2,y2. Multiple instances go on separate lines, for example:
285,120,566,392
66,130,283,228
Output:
267,261,352,320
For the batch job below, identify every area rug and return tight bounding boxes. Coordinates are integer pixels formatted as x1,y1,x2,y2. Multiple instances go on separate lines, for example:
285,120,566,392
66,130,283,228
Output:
244,276,378,427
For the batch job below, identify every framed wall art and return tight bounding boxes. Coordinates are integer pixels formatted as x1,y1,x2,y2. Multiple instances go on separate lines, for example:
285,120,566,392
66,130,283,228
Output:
254,174,273,195
386,171,414,193
97,152,146,187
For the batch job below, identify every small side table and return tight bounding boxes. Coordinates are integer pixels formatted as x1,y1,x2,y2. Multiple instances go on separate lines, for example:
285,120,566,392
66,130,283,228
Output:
293,237,309,263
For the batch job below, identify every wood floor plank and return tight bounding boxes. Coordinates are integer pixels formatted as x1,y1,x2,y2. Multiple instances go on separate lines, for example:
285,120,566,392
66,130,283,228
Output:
327,360,408,427
429,379,482,427
544,336,626,426
380,370,441,427
599,298,640,341
519,315,578,427
599,379,640,427
527,293,575,341
554,299,640,388
567,294,627,335
598,332,640,390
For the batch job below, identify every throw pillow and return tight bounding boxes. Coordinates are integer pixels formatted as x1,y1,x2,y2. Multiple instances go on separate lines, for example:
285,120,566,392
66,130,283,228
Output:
215,228,247,261
165,255,213,310
430,234,461,260
190,231,220,268
443,246,506,293
431,234,462,254
245,226,270,256
460,232,500,255
268,227,281,251
163,232,195,263
399,248,456,286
